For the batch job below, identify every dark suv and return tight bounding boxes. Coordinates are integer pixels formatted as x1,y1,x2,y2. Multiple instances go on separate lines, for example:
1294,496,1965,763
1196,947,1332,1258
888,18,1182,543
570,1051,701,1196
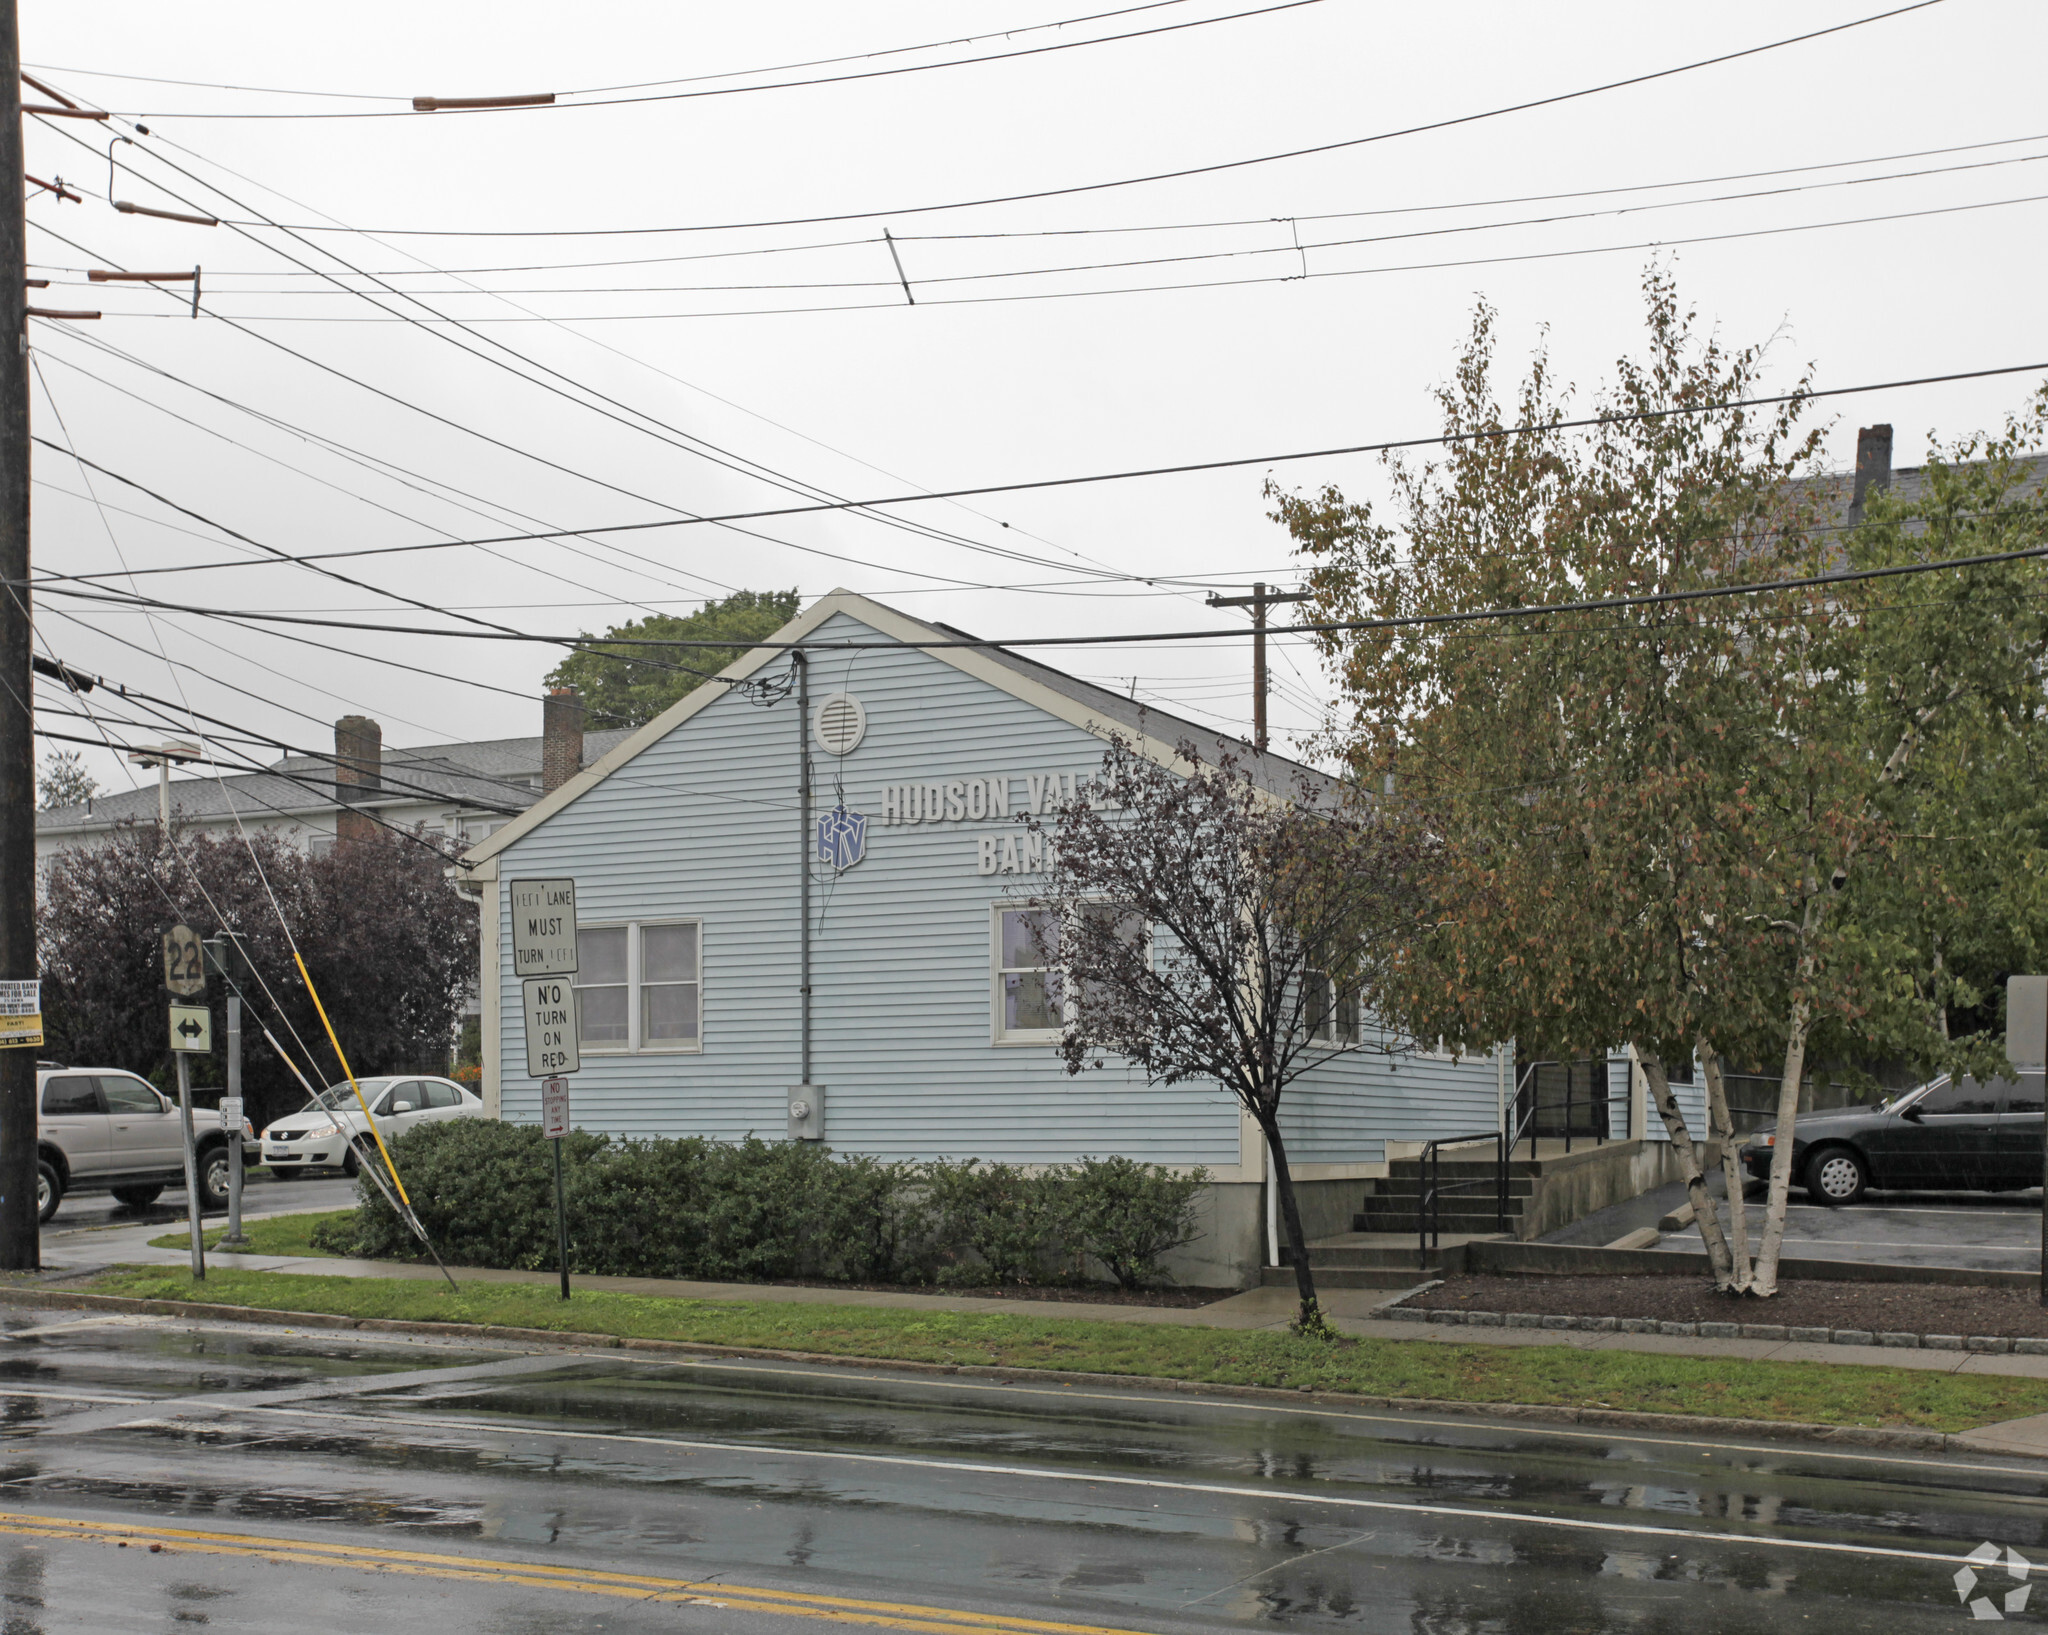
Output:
1737,1073,2044,1205
33,1065,246,1223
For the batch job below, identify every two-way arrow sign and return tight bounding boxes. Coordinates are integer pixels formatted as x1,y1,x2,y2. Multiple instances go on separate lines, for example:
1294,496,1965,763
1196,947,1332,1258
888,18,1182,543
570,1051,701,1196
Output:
168,1004,212,1054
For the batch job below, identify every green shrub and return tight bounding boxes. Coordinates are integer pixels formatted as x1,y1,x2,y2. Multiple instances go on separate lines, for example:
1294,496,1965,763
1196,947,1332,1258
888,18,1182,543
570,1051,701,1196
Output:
315,1121,1200,1288
923,1159,1068,1285
1066,1156,1206,1288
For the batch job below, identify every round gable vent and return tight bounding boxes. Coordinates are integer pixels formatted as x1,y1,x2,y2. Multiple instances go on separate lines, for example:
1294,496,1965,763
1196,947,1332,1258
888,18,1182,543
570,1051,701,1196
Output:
813,692,867,756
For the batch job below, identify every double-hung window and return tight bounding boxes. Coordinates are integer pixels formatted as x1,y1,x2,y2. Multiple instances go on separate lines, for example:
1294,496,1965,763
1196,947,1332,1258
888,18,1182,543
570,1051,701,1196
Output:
573,921,701,1052
992,904,1144,1044
1305,967,1360,1046
994,908,1062,1043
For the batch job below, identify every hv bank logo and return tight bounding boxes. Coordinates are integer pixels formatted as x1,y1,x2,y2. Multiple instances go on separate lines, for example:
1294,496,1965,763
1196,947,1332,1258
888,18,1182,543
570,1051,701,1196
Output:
816,804,867,870
1955,1541,2032,1619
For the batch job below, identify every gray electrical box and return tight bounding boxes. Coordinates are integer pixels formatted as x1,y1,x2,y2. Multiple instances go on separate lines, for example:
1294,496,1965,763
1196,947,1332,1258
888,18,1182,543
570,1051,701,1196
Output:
787,1084,825,1141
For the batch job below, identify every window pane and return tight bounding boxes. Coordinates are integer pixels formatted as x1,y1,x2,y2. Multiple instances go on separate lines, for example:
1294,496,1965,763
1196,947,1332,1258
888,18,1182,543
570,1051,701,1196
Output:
1005,969,1060,1033
643,982,699,1043
1305,969,1331,1039
425,1082,460,1108
99,1076,164,1114
41,1075,100,1116
578,926,627,985
1920,1076,1999,1115
642,923,698,984
578,984,628,1045
1335,989,1360,1044
1001,909,1055,970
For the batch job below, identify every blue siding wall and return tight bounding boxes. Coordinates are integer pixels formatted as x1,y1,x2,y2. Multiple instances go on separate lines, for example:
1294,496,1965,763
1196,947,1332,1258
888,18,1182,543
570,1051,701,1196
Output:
493,608,1502,1166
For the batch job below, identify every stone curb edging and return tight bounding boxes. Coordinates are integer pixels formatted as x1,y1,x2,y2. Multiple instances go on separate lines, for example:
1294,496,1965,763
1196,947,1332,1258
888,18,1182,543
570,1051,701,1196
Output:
0,1284,1976,1455
1385,1302,2046,1355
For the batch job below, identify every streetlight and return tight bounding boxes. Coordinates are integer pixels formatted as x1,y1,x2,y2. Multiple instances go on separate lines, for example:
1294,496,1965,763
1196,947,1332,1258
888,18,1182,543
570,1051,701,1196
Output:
126,740,200,835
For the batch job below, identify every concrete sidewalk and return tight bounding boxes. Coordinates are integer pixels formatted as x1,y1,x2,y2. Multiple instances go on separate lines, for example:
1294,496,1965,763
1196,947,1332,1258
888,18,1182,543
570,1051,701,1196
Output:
39,1209,2048,1388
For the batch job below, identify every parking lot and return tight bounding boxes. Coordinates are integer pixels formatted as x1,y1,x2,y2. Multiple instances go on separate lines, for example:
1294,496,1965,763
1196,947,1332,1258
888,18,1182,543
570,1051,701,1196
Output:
1659,1190,2041,1273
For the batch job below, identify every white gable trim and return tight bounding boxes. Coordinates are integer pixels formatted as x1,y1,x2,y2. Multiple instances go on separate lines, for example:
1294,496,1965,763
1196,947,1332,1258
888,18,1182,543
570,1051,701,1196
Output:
459,589,1217,868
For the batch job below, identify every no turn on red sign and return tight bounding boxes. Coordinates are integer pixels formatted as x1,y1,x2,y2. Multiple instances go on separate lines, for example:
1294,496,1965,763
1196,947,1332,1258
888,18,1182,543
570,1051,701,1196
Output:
521,976,580,1078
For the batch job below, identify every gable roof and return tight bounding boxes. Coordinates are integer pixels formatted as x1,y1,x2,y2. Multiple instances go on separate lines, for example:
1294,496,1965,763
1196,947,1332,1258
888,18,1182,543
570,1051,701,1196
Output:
37,727,634,838
459,589,1330,870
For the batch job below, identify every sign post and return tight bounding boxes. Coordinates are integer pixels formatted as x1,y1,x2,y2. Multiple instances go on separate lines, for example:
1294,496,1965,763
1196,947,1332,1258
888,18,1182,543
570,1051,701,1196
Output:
513,879,580,1300
163,924,210,1281
204,934,249,1249
543,1076,571,1300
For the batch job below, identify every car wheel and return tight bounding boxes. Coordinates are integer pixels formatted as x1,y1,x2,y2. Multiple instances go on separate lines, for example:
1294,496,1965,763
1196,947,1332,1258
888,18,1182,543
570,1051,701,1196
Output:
198,1148,233,1213
35,1161,61,1225
1804,1146,1867,1207
342,1148,360,1179
110,1185,164,1209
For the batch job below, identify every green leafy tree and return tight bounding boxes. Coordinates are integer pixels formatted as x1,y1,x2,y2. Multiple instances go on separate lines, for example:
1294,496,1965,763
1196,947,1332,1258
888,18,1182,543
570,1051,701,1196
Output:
543,590,800,728
38,824,477,1131
36,750,98,811
1275,269,2048,1296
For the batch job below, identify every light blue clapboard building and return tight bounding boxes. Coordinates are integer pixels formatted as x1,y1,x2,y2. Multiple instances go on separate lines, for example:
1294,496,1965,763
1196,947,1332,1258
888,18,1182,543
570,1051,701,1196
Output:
461,592,1693,1284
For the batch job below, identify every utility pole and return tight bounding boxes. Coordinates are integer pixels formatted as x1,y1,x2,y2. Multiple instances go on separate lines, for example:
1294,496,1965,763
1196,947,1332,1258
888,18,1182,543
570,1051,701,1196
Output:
0,0,39,1272
1206,584,1309,752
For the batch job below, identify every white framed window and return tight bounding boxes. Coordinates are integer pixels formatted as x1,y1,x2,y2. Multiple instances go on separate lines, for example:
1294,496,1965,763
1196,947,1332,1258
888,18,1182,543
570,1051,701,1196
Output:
573,920,701,1053
993,906,1062,1044
1305,967,1360,1046
991,903,1143,1045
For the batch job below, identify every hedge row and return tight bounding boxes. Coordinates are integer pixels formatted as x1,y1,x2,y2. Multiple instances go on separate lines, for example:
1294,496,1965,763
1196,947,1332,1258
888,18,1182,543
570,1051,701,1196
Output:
310,1119,1208,1288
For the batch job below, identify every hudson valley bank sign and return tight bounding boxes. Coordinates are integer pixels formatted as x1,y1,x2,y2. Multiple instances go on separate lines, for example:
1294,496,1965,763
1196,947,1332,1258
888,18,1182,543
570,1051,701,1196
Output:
860,770,1102,875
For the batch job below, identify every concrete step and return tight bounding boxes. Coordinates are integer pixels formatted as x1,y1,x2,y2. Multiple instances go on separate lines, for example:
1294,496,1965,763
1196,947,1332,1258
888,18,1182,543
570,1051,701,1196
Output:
1260,1265,1435,1290
1367,1177,1538,1198
1354,1209,1517,1234
1287,1243,1453,1269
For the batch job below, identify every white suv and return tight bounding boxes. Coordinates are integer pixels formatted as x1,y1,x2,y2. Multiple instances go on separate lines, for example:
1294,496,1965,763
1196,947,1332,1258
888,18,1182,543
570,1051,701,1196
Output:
34,1065,246,1223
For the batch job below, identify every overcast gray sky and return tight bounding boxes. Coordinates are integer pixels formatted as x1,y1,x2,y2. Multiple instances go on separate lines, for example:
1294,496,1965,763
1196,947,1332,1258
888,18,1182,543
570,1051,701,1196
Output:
23,0,2047,799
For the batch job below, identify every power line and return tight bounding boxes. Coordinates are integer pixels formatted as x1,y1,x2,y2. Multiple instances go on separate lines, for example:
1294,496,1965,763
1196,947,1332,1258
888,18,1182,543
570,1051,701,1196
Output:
35,128,2045,276
31,357,2040,564
25,0,1206,102
47,1,1323,119
49,2,1943,231
124,187,2048,323
78,146,2045,302
31,502,2048,653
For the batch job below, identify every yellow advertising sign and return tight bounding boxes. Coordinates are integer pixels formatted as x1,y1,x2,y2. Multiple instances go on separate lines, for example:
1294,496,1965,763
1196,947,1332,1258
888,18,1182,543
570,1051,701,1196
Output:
0,981,41,1051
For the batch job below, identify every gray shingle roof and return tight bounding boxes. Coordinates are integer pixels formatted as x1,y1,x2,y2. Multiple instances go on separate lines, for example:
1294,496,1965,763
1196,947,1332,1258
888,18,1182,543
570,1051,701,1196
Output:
38,727,634,837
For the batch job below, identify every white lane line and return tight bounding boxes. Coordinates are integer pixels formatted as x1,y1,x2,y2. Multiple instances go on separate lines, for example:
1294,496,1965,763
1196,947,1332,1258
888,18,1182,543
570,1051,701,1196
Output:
645,1358,2048,1481
148,1397,2025,1570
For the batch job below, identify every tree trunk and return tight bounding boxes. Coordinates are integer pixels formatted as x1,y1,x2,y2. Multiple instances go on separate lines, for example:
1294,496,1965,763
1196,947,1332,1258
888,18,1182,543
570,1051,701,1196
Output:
1750,993,1812,1297
1698,1043,1752,1292
1636,1048,1739,1290
1260,1115,1322,1330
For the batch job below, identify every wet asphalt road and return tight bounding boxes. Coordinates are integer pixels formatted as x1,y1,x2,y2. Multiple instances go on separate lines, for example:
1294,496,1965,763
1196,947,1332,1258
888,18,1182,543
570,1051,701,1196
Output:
44,1171,358,1236
0,1312,2039,1631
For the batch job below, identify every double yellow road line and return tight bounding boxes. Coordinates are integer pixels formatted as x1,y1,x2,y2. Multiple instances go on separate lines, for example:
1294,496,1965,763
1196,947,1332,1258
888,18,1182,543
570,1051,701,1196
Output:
0,1509,1162,1635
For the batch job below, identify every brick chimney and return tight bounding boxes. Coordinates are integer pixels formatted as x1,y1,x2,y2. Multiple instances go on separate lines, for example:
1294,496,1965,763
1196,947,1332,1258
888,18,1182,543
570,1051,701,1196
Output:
542,687,585,795
1847,423,1893,527
333,714,382,845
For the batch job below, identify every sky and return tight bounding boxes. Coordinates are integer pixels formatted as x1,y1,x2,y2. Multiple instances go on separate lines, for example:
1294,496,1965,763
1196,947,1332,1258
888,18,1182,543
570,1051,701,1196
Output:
21,0,2048,803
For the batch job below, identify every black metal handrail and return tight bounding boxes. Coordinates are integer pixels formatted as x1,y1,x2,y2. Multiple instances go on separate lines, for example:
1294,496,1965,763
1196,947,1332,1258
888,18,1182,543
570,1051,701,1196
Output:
1417,1130,1509,1269
1510,1057,1617,1158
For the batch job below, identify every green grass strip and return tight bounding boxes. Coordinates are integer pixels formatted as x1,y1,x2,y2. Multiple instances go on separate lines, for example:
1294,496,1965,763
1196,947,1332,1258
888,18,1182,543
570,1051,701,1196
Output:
84,1265,2048,1434
147,1212,349,1258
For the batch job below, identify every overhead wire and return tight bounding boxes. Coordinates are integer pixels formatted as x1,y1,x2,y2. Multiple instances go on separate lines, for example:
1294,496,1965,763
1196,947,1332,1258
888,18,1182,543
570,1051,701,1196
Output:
26,0,1208,102
31,126,2047,278
52,0,1325,119
56,1,1943,227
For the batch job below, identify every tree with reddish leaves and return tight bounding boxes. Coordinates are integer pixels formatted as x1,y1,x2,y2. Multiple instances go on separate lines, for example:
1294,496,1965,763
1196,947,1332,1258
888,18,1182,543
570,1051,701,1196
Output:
1025,735,1427,1334
37,823,475,1131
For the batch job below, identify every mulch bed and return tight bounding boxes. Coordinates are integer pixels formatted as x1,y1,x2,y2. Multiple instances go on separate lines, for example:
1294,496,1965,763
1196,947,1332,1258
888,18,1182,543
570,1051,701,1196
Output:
762,1278,1231,1309
1402,1274,2048,1338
